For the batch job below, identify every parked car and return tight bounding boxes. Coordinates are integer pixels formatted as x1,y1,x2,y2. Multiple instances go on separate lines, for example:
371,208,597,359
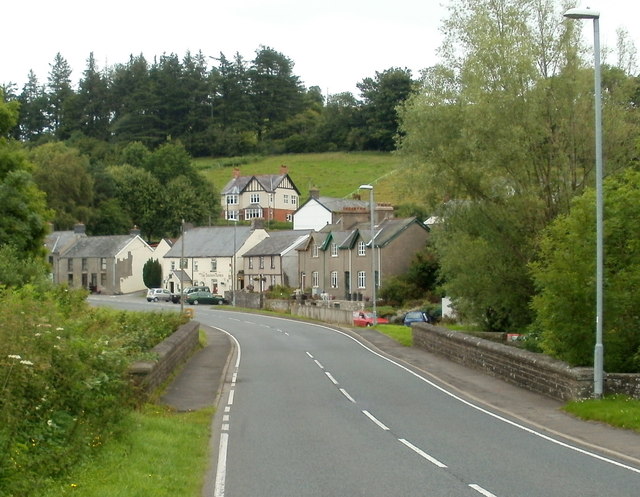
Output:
353,311,389,327
185,291,227,305
183,286,210,295
403,311,431,326
146,288,172,302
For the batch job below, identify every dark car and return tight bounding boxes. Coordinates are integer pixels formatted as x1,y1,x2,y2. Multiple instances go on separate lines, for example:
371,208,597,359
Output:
403,311,431,326
185,291,227,305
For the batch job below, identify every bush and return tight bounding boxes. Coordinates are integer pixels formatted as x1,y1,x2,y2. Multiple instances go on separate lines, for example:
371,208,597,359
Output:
0,286,187,495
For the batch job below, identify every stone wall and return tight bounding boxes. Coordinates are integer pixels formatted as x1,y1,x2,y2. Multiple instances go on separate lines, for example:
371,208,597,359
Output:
290,302,355,325
128,320,200,395
412,323,595,401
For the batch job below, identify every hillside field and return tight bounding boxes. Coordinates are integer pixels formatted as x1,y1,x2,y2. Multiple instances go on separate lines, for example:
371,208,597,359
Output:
193,152,417,206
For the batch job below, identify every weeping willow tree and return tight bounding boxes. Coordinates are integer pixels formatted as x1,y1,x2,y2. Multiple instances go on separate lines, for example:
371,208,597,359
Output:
397,0,639,331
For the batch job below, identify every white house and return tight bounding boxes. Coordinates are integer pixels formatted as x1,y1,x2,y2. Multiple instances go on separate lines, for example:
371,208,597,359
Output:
162,225,269,294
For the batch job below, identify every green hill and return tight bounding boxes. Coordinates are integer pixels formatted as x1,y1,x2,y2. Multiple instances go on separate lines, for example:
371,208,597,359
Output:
193,152,415,206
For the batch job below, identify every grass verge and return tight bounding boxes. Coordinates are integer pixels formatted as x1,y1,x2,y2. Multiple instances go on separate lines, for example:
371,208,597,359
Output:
563,395,640,433
38,405,213,497
375,324,413,347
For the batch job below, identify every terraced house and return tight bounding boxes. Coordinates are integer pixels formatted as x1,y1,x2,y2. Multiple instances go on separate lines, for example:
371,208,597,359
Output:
297,217,429,301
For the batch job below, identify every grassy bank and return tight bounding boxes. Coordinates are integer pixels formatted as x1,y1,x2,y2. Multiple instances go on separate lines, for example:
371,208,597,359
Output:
563,395,640,433
38,405,213,497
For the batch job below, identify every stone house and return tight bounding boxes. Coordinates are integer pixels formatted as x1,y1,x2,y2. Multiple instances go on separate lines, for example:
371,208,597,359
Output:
55,232,153,294
220,165,300,223
297,217,429,300
45,223,87,285
241,230,311,291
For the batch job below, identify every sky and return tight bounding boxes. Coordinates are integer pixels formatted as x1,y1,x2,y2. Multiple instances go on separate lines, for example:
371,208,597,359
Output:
2,0,640,98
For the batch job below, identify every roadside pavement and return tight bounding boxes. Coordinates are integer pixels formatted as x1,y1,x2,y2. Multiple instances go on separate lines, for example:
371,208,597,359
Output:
160,320,640,468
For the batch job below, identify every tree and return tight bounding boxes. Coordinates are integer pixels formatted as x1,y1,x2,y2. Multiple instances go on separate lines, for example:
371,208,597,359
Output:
356,67,415,151
46,53,74,139
397,0,639,331
71,53,111,140
18,71,49,141
0,90,51,257
30,142,94,230
531,169,640,373
142,258,163,288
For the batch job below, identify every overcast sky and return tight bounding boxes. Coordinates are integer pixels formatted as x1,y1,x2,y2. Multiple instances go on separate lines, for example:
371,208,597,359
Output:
2,0,640,97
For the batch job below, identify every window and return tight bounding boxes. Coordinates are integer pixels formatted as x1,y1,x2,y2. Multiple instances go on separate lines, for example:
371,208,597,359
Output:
312,271,319,288
330,271,338,288
226,194,238,205
312,243,319,258
68,273,73,284
194,260,199,271
357,271,366,289
211,259,217,271
245,208,262,219
227,210,239,221
180,258,188,269
248,257,253,269
67,259,73,271
100,257,107,271
171,260,176,270
331,243,338,257
358,241,366,256
284,194,289,204
259,256,264,269
81,258,88,271
292,196,297,205
250,193,260,204
100,273,107,287
270,256,275,269
286,213,293,222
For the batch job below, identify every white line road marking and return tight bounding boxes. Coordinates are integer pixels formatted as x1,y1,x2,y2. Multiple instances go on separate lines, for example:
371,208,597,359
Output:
213,433,229,497
399,439,447,468
228,389,235,405
469,484,498,497
223,415,230,422
306,351,314,359
340,388,356,403
362,410,390,430
224,406,230,412
284,332,289,336
221,423,230,431
325,372,339,385
231,372,237,384
314,360,324,369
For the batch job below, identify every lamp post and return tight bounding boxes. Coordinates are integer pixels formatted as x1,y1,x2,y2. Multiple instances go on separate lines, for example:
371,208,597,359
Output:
359,184,377,326
564,7,604,398
180,219,185,315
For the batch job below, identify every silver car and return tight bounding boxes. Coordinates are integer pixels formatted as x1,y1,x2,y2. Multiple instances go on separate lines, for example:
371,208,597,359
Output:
146,288,172,302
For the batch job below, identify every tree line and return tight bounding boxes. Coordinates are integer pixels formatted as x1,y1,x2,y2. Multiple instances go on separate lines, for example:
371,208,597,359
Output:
2,47,415,156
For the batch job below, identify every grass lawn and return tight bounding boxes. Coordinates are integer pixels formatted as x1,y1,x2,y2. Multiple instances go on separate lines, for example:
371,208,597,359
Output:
38,405,213,497
194,151,412,206
563,395,640,433
375,323,413,347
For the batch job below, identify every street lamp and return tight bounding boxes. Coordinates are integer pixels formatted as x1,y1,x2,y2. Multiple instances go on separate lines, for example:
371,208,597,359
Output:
564,7,604,398
359,184,377,326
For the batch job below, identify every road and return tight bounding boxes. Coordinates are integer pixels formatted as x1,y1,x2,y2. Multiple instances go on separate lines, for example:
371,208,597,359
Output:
90,296,640,497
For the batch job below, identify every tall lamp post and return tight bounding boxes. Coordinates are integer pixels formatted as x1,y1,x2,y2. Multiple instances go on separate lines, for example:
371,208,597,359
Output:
564,7,604,398
359,184,377,326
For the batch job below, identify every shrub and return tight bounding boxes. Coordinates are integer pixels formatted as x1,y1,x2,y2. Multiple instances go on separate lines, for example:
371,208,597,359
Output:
0,286,187,495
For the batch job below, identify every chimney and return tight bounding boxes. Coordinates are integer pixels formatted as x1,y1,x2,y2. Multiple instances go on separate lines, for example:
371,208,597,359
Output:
309,187,319,200
73,223,86,234
280,164,288,175
233,167,241,179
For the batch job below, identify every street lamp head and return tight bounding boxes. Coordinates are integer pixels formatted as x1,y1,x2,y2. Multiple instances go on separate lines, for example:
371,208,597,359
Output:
359,184,373,190
564,7,600,19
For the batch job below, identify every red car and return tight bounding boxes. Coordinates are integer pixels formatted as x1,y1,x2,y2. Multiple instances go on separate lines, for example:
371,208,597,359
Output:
353,311,389,327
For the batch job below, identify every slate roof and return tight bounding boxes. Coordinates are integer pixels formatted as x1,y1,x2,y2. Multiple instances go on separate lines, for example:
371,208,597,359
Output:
221,173,299,195
307,196,370,213
45,231,84,254
164,226,255,258
354,217,428,247
243,230,311,257
59,235,142,258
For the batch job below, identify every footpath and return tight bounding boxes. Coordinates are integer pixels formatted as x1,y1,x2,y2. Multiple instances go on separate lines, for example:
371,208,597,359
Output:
160,322,640,468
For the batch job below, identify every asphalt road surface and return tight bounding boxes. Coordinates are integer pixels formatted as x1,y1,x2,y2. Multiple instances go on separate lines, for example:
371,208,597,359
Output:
90,296,640,497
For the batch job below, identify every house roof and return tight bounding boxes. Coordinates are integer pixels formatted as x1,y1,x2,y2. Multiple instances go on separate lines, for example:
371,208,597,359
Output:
45,230,84,254
355,217,429,247
298,196,371,214
221,173,300,195
59,235,144,258
164,226,255,258
243,230,311,257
